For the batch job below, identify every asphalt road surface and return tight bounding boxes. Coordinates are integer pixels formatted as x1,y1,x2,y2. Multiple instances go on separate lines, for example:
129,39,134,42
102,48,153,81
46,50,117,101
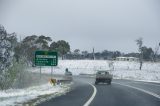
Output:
38,76,160,106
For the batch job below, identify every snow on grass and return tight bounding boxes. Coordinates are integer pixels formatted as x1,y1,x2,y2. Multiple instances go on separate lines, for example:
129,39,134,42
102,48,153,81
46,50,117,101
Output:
112,61,160,81
31,60,110,75
31,60,160,82
0,83,70,106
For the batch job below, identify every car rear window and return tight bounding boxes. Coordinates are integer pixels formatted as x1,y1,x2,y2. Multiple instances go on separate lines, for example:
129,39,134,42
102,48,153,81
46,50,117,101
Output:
98,71,108,75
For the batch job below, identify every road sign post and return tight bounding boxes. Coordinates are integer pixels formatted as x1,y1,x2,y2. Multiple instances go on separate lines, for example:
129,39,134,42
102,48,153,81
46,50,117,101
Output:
51,66,53,78
40,66,41,83
35,51,58,80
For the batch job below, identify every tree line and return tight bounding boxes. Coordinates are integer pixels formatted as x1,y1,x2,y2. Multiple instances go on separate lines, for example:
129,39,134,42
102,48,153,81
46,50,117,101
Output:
15,35,70,65
1,25,160,65
65,47,160,62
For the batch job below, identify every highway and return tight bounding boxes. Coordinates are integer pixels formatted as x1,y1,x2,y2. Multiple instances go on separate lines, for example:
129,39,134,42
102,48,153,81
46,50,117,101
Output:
38,76,160,106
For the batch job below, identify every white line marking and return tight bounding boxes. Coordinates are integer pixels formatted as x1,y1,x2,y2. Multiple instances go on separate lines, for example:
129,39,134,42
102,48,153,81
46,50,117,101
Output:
136,82,160,87
113,82,160,99
83,83,97,106
119,79,160,87
123,81,160,87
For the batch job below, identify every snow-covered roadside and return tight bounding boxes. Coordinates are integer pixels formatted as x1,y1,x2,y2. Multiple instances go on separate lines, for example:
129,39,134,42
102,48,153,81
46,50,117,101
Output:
2,60,157,106
32,60,160,82
112,69,160,81
0,83,71,106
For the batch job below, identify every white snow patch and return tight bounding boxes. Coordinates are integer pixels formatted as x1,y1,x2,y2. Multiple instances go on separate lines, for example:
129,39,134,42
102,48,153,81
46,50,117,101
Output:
0,83,70,106
31,60,160,82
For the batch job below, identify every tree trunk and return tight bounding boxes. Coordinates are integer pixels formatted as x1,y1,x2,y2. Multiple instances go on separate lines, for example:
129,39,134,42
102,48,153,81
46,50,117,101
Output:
140,61,142,70
139,51,143,70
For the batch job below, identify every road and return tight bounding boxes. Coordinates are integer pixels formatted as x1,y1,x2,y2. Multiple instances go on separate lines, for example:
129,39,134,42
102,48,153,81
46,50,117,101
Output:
38,76,160,106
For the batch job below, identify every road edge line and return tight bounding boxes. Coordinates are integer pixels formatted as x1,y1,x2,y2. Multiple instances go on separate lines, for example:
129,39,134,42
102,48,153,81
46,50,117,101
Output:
136,82,160,87
83,83,97,106
113,82,160,99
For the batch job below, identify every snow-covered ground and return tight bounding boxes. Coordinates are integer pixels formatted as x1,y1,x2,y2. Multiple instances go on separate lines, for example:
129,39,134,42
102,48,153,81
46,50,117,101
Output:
31,60,160,82
0,83,70,106
1,60,160,106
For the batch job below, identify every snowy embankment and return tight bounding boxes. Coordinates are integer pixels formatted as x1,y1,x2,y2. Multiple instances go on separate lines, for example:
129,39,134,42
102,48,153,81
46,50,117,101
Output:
0,83,70,106
113,61,160,81
0,67,71,106
32,60,160,82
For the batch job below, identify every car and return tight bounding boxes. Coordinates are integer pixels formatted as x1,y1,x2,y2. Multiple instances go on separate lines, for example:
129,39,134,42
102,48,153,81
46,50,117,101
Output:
95,70,113,85
65,68,72,76
65,68,73,81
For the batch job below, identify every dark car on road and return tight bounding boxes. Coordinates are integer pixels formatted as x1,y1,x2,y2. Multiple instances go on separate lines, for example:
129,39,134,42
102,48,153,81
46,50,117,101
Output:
95,71,113,85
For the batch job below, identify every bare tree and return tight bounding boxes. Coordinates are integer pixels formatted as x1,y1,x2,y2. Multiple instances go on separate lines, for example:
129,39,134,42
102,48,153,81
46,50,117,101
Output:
152,43,160,62
135,37,143,70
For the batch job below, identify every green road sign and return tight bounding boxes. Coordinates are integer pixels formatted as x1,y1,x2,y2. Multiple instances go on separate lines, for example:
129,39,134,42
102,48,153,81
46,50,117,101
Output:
35,51,58,66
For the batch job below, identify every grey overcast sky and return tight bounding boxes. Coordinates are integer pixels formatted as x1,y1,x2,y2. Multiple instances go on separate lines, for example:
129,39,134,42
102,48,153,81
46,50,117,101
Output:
0,0,160,53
